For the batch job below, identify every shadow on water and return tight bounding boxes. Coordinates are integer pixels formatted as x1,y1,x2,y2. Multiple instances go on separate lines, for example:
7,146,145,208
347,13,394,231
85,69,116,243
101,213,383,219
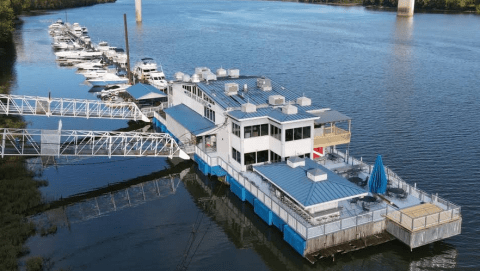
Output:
180,169,459,271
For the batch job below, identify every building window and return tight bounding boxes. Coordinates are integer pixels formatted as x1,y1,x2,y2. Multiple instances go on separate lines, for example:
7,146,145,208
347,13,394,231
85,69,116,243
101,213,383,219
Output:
232,123,240,137
244,150,269,165
270,151,281,163
232,148,241,164
286,126,311,141
244,152,256,165
204,106,215,122
270,125,281,140
298,153,311,159
244,124,269,139
257,150,268,163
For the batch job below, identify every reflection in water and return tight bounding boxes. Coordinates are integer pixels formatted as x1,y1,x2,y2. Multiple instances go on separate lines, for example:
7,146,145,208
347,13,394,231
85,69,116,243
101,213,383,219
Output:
32,167,189,228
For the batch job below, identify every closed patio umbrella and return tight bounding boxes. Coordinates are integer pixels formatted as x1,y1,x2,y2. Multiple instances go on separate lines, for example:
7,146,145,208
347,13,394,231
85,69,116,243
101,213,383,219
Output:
368,155,388,194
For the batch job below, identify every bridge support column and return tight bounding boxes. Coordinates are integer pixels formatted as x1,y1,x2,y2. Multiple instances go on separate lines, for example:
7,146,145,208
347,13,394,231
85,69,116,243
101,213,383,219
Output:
135,0,142,22
398,0,415,16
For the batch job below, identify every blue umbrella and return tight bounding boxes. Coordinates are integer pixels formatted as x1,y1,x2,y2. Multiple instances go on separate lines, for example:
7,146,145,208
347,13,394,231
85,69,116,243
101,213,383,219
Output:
368,155,388,194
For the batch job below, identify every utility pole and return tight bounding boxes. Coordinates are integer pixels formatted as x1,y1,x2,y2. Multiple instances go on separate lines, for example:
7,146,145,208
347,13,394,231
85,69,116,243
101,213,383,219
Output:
124,14,132,85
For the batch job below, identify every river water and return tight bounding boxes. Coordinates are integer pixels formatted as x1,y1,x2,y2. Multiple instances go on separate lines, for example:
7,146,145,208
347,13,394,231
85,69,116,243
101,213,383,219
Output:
9,0,480,270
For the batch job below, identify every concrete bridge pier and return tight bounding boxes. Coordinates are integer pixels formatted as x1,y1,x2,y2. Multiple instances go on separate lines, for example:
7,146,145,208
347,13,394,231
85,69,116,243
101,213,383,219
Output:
398,0,415,16
135,0,142,22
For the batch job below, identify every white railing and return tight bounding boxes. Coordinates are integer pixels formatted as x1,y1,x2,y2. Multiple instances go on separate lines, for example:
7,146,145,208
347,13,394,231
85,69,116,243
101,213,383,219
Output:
0,94,149,122
0,128,182,158
140,103,166,117
195,146,390,240
330,149,461,231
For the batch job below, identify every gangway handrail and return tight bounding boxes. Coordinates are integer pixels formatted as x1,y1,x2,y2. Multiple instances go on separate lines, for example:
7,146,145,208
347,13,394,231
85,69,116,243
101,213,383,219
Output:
0,128,189,159
0,94,149,122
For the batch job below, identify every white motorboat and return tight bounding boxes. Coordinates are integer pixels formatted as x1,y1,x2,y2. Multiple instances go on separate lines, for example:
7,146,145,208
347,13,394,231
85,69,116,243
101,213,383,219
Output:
133,58,158,80
88,73,129,86
81,69,110,80
55,50,103,61
48,19,64,29
95,41,110,52
75,59,105,70
148,71,168,90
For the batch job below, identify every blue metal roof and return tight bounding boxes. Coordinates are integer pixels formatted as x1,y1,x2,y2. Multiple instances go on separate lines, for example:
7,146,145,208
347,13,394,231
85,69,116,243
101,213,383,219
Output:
164,104,216,136
196,76,309,109
253,159,367,207
126,83,166,100
228,107,318,123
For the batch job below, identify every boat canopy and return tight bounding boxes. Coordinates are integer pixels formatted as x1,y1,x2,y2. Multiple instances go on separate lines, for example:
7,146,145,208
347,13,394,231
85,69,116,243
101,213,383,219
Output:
368,155,388,194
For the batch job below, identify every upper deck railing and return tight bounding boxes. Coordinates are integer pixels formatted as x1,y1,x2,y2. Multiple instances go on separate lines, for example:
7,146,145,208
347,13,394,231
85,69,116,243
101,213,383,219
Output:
314,126,351,148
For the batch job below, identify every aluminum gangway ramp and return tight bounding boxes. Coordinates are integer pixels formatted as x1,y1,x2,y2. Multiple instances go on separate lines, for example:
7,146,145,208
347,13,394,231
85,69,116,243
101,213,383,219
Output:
0,94,150,122
0,128,190,159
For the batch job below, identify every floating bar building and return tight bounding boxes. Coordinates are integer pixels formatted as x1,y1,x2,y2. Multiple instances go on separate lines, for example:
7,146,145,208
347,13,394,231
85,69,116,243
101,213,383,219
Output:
151,67,461,262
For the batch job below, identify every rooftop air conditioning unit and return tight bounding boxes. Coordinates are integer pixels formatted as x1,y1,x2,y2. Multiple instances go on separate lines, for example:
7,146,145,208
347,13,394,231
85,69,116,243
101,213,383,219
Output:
268,95,285,105
241,102,256,113
195,67,210,75
228,69,240,78
297,96,311,106
225,83,239,96
202,71,217,81
216,68,227,77
257,78,272,91
174,72,184,81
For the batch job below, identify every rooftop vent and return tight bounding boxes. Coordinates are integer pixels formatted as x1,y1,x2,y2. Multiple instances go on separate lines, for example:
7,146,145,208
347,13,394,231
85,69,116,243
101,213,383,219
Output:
268,95,285,105
243,84,248,92
282,104,298,115
182,74,191,82
225,83,239,96
241,102,256,113
307,168,328,182
228,69,240,78
202,71,217,81
195,67,210,75
287,156,305,168
191,74,200,83
216,68,227,77
174,72,184,81
297,96,311,106
257,78,272,91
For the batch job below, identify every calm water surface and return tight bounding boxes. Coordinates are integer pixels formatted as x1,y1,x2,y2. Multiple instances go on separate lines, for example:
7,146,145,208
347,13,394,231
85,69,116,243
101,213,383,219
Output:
9,0,480,270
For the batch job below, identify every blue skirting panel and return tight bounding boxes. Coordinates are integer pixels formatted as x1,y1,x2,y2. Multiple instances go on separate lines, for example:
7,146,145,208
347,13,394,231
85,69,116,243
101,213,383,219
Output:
283,225,306,256
254,199,272,226
211,166,227,177
245,190,254,205
272,212,285,232
228,175,245,201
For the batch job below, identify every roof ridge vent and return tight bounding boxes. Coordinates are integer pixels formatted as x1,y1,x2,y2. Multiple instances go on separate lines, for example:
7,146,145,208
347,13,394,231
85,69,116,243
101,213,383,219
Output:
257,78,272,91
191,74,200,83
287,156,305,168
282,104,298,115
307,168,327,182
225,83,239,96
